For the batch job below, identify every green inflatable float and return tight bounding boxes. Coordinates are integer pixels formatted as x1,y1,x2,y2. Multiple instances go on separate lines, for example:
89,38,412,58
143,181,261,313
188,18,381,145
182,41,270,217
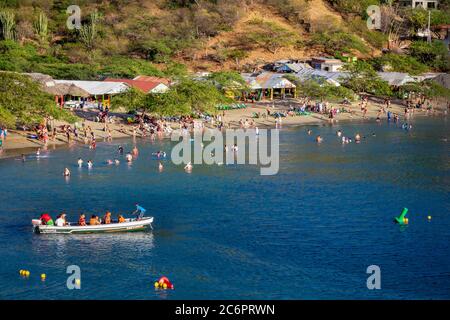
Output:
395,208,409,225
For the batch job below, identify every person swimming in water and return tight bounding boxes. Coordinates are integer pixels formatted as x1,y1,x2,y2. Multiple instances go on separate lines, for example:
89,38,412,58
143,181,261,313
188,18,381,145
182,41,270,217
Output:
355,133,361,142
77,158,83,167
184,162,193,173
158,162,164,172
316,135,323,143
63,167,71,176
126,153,133,162
114,159,120,165
87,160,93,168
36,148,41,156
118,145,124,154
132,146,139,156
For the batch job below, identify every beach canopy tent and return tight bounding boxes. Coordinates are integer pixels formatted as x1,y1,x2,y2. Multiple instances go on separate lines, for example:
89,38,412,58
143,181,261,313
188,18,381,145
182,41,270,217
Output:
290,69,350,87
276,63,312,73
377,72,417,87
431,73,450,89
241,72,297,100
104,78,169,93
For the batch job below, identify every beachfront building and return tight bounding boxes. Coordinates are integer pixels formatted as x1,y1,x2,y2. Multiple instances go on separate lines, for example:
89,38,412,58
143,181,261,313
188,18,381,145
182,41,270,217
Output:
398,0,439,9
104,78,170,93
311,57,344,72
54,80,130,108
242,72,297,100
26,73,91,108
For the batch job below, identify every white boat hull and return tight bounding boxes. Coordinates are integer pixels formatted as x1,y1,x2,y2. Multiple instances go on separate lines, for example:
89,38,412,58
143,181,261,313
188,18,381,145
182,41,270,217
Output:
32,217,153,234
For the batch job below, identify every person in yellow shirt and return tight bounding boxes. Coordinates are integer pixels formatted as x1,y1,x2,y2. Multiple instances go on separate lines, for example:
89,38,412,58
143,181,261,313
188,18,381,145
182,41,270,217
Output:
118,215,126,223
89,215,101,225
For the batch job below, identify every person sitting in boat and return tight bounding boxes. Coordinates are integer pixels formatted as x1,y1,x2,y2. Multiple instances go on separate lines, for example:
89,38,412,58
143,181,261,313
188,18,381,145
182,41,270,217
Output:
40,213,54,226
89,215,101,225
55,213,68,227
78,213,87,226
103,211,112,224
132,204,146,220
118,215,126,223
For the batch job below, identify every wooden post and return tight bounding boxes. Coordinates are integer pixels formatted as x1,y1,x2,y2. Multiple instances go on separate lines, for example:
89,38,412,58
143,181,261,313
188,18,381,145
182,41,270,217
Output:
294,87,297,99
270,88,273,101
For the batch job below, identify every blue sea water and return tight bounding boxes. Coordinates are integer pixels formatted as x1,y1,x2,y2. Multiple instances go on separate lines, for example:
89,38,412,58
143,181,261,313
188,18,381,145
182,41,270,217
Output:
0,117,449,300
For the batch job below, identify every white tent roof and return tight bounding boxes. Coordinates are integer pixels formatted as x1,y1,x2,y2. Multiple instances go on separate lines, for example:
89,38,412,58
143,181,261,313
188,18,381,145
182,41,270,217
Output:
377,72,416,86
54,80,130,95
290,70,350,86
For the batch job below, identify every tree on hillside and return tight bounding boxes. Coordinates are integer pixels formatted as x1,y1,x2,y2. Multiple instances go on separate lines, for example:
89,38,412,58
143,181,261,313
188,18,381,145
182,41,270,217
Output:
343,61,392,96
265,0,311,25
144,78,232,116
242,18,299,54
207,71,248,95
79,11,100,50
409,40,450,72
33,10,49,43
0,72,76,127
0,10,16,41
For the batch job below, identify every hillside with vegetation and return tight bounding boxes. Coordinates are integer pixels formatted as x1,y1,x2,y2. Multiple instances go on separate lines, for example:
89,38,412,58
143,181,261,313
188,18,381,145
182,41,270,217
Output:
1,0,448,77
0,0,449,126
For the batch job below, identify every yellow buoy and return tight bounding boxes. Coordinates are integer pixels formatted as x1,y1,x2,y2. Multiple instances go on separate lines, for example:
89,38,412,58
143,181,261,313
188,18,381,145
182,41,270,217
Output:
404,218,409,225
154,282,159,288
163,283,168,289
41,274,46,280
75,279,81,286
25,271,30,277
428,216,432,220
19,270,24,275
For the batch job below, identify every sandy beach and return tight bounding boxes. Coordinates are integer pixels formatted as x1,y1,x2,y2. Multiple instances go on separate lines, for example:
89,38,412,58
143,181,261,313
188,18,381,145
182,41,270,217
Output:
0,98,447,160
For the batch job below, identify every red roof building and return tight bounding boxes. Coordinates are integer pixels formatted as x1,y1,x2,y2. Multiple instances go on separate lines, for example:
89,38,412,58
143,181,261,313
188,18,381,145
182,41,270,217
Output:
133,75,171,86
104,78,169,93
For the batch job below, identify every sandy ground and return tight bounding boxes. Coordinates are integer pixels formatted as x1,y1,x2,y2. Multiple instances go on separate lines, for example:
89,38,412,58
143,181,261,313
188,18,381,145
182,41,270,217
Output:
0,98,447,160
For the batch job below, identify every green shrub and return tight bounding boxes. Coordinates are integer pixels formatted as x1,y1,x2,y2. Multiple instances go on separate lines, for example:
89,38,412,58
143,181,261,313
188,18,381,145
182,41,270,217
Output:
370,53,429,75
309,31,370,55
409,40,450,72
0,72,77,127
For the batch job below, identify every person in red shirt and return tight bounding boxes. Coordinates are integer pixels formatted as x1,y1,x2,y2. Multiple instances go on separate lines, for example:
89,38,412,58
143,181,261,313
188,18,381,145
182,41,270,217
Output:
78,213,87,226
40,213,54,226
